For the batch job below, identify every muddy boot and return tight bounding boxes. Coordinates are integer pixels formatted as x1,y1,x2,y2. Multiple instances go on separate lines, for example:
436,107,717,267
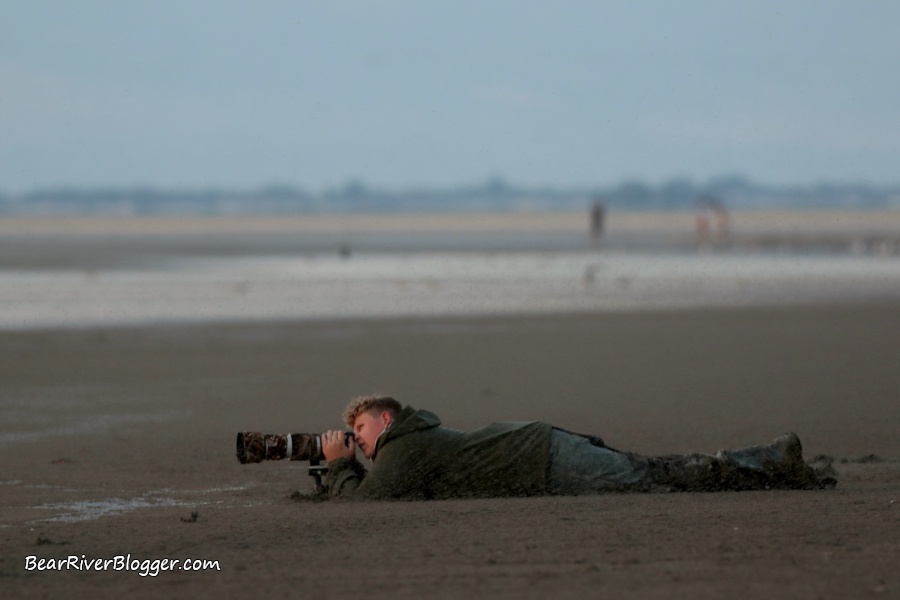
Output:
638,433,837,492
716,433,835,490
638,452,741,492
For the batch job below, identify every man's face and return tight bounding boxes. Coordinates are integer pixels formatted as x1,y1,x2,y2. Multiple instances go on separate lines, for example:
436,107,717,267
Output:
353,410,391,459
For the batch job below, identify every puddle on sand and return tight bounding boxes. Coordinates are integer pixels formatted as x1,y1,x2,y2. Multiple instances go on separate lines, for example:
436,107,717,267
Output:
34,497,197,523
30,485,258,522
144,485,248,495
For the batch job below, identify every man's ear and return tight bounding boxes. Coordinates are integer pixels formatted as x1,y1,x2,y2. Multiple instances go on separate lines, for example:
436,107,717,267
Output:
381,411,392,426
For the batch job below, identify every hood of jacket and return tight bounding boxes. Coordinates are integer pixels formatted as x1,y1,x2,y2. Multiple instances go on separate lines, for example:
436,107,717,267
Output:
372,405,440,459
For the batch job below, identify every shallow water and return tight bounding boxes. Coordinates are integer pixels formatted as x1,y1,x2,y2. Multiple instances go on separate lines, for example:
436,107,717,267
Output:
2,251,900,329
34,497,194,523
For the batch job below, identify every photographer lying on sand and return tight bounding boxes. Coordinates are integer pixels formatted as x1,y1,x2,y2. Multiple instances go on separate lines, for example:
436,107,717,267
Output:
321,395,836,500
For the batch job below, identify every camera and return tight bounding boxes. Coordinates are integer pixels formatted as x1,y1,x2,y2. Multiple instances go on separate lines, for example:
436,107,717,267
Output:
236,431,355,464
236,431,355,494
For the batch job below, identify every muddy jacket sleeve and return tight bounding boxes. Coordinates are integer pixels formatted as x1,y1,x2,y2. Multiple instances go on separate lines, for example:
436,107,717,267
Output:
324,457,368,497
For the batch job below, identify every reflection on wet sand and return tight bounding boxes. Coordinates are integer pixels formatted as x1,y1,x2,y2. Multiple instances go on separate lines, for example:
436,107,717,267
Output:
2,252,900,329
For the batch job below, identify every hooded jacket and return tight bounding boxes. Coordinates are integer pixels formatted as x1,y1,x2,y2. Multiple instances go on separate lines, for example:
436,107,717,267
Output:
324,405,554,500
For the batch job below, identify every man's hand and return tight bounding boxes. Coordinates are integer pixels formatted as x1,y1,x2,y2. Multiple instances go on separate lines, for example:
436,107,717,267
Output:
322,430,355,463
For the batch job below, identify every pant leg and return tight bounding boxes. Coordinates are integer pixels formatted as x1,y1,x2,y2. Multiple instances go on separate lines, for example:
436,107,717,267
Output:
548,431,830,495
616,434,827,492
547,430,661,494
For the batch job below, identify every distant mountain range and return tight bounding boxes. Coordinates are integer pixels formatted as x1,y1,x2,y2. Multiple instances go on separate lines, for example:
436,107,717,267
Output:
2,177,899,216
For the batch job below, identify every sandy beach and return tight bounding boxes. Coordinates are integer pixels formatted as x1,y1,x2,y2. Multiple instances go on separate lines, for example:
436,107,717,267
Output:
1,304,899,599
1,213,899,598
6,1,900,595
4,210,900,237
2,211,900,330
2,210,900,270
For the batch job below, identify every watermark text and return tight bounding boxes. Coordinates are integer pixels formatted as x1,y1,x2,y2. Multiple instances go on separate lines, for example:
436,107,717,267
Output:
25,554,220,577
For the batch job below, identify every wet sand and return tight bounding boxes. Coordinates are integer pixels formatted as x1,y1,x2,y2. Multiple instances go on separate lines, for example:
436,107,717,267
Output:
1,303,899,598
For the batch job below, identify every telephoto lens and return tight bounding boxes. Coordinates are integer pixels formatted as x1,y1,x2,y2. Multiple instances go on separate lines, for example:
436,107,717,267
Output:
235,432,354,464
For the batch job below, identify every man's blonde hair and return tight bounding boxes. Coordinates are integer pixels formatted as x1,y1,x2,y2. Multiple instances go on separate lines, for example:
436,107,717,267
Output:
343,394,402,428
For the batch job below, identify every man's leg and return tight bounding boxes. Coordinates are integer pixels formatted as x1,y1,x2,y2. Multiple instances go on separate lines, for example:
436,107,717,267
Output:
547,430,663,494
639,433,835,491
547,431,835,495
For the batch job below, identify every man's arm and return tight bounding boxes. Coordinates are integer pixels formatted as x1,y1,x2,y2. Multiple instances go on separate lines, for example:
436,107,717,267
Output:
323,457,368,497
326,438,430,500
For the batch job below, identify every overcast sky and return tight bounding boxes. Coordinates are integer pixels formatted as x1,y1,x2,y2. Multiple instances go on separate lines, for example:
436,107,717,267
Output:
1,1,898,192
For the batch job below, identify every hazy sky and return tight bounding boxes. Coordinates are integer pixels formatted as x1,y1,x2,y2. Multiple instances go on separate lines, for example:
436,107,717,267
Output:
1,1,898,192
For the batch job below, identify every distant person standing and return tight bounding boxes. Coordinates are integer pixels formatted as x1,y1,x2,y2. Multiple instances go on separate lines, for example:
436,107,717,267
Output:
695,197,712,244
590,200,605,244
695,195,729,245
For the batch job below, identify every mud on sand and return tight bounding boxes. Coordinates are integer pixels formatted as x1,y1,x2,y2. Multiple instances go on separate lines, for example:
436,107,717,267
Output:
1,303,899,599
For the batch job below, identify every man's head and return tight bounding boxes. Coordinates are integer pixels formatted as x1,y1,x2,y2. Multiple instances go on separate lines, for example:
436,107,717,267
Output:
343,395,402,459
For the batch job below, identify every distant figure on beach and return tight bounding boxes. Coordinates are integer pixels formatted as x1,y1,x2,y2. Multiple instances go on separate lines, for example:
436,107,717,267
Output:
695,195,729,245
590,200,605,244
319,395,836,500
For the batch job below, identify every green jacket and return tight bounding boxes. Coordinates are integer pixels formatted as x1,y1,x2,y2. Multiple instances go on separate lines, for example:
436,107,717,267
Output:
324,405,554,500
